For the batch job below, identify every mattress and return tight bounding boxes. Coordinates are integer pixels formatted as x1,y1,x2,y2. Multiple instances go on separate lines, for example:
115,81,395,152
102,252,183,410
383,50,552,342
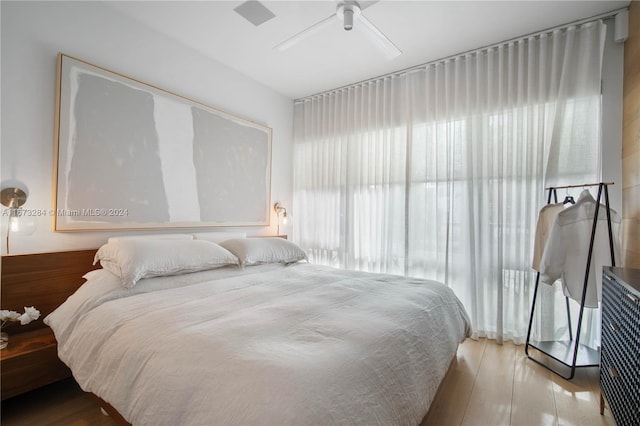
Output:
46,262,471,425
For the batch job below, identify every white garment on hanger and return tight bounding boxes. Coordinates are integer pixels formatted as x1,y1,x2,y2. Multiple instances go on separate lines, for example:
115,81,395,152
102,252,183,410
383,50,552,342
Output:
539,190,621,308
532,203,565,272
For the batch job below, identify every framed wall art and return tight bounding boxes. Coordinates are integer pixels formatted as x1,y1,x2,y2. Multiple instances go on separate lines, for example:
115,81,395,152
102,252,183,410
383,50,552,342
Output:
54,54,272,231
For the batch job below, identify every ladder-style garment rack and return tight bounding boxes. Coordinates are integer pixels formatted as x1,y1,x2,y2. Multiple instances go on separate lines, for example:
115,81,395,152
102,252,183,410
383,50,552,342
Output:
525,182,616,380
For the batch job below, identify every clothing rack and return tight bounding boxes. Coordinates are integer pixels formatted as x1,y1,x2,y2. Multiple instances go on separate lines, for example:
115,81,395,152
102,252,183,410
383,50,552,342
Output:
525,182,616,380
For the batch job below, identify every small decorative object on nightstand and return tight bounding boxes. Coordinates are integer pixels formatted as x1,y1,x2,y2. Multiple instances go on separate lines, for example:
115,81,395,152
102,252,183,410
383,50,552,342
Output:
0,306,40,349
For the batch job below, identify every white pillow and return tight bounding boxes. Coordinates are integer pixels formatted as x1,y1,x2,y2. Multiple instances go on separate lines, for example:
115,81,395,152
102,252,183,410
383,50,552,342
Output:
107,233,193,243
219,238,307,267
94,240,239,288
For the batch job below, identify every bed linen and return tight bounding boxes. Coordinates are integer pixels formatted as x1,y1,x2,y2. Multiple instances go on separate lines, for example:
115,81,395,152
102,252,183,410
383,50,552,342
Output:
46,263,471,426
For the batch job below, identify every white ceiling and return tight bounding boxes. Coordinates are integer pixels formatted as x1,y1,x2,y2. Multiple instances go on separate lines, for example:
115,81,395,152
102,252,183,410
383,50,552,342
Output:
106,0,630,100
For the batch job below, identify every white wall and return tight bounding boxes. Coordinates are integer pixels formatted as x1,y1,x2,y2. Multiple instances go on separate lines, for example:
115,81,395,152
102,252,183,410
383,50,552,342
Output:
1,1,294,255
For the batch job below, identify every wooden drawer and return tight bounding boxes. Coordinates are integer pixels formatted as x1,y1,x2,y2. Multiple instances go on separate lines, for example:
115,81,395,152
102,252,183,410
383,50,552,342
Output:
0,328,71,400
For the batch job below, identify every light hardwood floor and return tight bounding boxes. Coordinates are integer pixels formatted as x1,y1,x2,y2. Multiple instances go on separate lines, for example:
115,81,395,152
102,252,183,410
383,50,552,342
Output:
422,338,614,426
1,338,614,426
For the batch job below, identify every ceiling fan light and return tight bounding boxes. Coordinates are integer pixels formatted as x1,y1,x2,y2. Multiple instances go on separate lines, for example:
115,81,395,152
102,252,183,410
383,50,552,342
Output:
344,8,354,30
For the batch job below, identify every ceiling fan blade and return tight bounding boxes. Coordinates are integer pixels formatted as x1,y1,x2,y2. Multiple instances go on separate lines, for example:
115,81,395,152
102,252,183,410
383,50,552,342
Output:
274,14,337,52
357,14,402,59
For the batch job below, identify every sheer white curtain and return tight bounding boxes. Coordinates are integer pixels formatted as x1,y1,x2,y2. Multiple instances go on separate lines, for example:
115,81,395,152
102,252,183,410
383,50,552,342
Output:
293,22,607,345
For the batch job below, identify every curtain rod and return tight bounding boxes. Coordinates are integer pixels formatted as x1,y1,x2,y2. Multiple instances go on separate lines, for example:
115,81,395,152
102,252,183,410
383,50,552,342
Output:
295,6,627,103
545,182,615,191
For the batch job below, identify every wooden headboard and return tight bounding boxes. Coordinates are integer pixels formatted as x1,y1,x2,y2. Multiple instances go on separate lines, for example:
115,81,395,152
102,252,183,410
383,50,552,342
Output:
1,250,98,334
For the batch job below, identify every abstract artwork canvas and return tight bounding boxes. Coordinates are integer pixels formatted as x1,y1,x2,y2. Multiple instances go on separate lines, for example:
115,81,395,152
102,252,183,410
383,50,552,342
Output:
54,54,272,231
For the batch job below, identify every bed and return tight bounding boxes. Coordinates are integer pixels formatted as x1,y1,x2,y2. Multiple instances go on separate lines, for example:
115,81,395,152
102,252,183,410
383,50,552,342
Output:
44,237,471,425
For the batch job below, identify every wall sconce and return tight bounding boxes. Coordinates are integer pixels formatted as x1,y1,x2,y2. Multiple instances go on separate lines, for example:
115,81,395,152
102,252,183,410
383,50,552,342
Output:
273,202,288,236
1,187,28,254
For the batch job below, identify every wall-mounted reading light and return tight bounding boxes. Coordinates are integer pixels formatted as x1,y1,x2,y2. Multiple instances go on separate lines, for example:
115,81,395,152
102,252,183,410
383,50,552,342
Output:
1,187,29,254
273,202,288,236
1,187,28,209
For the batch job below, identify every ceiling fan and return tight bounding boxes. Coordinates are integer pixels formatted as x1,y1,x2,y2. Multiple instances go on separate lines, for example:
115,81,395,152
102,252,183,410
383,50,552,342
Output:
274,1,402,59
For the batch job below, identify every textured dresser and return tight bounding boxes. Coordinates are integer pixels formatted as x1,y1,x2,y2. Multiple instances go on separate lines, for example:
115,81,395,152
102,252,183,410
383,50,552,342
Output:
600,267,639,426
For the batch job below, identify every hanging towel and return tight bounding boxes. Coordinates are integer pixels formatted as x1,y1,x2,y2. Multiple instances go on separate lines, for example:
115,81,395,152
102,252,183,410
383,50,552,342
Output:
539,190,621,307
532,203,565,272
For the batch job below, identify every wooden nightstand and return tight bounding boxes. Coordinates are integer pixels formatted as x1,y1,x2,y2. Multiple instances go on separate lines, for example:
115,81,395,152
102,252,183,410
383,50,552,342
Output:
1,250,97,400
1,327,71,400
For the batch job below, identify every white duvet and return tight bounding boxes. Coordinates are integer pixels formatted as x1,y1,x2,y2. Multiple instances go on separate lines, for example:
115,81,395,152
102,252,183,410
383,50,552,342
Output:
46,263,471,426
